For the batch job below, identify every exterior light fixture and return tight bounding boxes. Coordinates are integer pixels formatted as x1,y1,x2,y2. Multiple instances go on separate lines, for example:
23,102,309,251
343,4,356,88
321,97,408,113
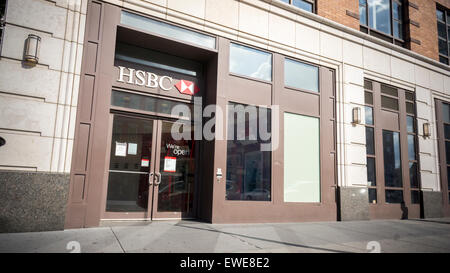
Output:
23,34,41,65
352,107,361,124
423,122,431,138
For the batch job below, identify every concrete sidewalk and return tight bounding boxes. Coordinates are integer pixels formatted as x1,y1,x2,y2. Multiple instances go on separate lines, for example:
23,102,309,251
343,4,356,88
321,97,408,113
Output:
1,218,450,253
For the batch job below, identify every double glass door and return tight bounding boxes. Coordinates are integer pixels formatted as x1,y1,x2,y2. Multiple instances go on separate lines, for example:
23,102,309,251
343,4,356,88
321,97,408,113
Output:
105,114,195,220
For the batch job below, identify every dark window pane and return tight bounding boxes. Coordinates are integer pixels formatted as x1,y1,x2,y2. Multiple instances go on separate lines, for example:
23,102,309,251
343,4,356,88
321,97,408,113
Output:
437,9,444,21
367,157,376,186
366,127,375,155
408,135,416,161
365,106,373,125
111,90,193,115
439,56,449,65
406,102,415,114
442,103,450,123
360,5,367,25
393,21,402,39
226,103,272,201
364,80,373,90
438,22,447,38
284,59,319,92
410,162,418,188
381,96,399,111
439,39,448,56
406,116,415,133
365,91,373,105
445,124,450,140
368,0,391,35
411,191,420,204
393,2,402,20
383,130,402,187
369,188,377,204
385,190,403,204
292,0,313,12
381,84,398,96
446,141,450,165
405,91,414,101
229,43,272,81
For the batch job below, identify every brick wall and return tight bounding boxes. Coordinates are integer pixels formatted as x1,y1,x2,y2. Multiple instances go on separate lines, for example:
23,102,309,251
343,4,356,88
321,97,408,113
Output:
317,0,360,30
407,0,450,61
316,0,450,63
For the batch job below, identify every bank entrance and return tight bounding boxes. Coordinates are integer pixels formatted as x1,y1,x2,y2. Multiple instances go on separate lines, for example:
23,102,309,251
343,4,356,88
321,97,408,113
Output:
104,114,195,220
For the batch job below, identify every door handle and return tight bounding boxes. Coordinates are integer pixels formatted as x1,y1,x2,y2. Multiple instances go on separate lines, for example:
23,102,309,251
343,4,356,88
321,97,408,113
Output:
155,172,161,185
148,172,154,185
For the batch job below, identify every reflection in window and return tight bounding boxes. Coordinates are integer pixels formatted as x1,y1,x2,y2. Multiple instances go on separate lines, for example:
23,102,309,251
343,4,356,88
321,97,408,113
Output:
410,162,418,188
360,0,404,43
279,0,315,13
284,59,319,92
365,106,373,125
120,11,216,49
284,113,320,202
411,190,420,204
229,43,272,82
226,103,272,201
383,130,402,188
368,0,391,35
408,135,416,161
437,7,450,65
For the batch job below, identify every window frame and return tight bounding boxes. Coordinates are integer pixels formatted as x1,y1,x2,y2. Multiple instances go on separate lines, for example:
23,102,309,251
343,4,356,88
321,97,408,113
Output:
279,0,316,13
359,0,406,47
364,79,421,206
437,5,450,65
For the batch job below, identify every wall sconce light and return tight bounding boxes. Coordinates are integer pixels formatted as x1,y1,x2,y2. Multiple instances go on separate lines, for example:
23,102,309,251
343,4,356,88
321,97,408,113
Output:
23,34,41,66
352,107,361,124
423,123,431,138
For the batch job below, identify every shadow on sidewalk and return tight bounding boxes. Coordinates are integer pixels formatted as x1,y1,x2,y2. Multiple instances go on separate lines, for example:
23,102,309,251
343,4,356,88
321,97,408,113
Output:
174,223,353,253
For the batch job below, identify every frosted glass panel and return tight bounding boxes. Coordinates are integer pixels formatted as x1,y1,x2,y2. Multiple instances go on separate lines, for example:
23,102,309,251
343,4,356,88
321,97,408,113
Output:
121,11,216,49
284,113,320,202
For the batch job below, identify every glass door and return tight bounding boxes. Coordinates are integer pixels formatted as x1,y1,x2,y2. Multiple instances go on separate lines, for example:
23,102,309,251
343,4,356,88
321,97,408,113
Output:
151,120,196,219
105,115,157,219
104,115,195,220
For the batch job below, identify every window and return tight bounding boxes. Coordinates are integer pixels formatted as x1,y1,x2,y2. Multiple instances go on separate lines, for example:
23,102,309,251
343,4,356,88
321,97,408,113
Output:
226,103,272,201
365,79,420,206
120,11,216,49
359,0,405,46
364,80,377,203
0,0,6,53
437,7,450,65
229,43,272,82
279,0,315,13
284,112,320,202
284,58,319,92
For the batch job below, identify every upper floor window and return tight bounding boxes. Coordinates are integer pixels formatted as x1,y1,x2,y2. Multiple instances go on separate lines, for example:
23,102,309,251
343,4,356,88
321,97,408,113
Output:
437,7,450,65
359,0,405,46
279,0,315,13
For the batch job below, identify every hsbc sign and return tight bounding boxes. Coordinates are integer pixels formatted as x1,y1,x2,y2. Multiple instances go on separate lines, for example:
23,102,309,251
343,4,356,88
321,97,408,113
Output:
116,66,199,96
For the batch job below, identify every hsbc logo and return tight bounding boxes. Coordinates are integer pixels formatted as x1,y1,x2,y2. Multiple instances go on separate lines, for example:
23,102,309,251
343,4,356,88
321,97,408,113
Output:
116,66,199,95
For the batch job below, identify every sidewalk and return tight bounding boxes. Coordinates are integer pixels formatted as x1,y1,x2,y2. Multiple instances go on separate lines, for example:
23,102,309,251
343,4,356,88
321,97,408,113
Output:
1,218,450,253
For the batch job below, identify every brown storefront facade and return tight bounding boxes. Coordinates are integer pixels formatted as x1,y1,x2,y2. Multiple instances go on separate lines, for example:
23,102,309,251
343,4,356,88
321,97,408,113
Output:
59,1,450,229
64,1,340,228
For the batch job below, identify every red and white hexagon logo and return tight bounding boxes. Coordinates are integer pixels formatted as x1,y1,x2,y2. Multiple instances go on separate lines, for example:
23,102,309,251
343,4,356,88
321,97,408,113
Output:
175,80,200,95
